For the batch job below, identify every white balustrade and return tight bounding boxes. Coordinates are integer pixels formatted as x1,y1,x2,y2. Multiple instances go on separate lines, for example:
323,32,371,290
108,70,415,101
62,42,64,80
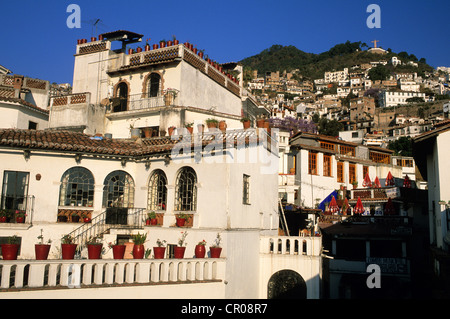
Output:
0,258,224,290
260,236,321,256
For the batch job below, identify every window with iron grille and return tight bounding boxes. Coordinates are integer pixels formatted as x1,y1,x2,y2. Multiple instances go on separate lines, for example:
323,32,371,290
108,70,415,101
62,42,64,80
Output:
148,169,167,211
59,167,94,207
243,174,250,205
174,167,197,211
102,170,135,208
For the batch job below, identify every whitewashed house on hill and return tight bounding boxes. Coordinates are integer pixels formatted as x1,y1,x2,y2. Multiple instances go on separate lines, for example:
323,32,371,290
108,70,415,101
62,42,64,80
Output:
48,30,252,138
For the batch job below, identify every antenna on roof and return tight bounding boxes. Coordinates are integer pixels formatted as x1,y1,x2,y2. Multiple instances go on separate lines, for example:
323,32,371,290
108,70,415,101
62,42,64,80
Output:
82,18,109,37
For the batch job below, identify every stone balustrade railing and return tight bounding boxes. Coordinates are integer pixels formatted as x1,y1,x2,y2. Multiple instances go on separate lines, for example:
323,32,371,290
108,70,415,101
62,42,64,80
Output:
0,258,225,290
260,236,322,256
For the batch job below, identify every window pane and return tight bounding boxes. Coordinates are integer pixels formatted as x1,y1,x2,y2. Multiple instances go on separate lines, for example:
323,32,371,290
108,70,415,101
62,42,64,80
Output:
59,167,95,207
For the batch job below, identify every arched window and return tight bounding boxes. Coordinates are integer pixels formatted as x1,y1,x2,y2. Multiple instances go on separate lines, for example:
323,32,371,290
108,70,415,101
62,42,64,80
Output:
148,169,167,211
113,82,128,112
174,167,197,211
59,167,95,207
102,170,135,208
148,73,161,97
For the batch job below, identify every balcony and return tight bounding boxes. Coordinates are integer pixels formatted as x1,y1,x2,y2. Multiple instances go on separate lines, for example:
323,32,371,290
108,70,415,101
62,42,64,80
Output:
278,174,296,186
107,92,179,115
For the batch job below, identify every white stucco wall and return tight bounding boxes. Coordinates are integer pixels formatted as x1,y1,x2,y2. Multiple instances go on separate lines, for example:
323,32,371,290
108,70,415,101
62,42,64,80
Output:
0,103,48,130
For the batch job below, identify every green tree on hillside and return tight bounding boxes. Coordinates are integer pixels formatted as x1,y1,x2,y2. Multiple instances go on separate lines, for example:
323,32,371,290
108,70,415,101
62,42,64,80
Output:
387,136,413,156
368,65,390,81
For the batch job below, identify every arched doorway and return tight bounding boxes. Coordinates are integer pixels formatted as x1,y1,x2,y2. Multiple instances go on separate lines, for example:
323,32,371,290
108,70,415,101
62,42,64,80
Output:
113,82,128,112
267,270,307,299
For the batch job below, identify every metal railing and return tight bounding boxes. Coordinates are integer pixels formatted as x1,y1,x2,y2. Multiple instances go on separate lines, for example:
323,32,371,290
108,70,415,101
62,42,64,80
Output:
68,207,146,247
0,195,35,224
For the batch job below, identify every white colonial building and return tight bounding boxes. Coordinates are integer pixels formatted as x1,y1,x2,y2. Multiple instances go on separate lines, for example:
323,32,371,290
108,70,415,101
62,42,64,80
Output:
0,30,322,300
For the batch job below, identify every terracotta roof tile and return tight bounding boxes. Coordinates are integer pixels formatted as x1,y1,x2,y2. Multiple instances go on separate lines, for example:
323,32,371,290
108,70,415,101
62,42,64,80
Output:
0,128,271,158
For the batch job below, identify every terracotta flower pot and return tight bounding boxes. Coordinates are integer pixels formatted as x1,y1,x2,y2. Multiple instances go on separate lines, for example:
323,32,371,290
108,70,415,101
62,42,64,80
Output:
174,246,186,259
61,244,77,260
133,244,145,259
112,245,126,259
176,217,186,227
256,119,265,128
150,218,158,225
210,247,222,258
219,120,227,132
1,244,19,260
87,244,103,259
35,244,51,260
195,245,206,258
242,120,251,129
153,247,166,259
153,44,159,50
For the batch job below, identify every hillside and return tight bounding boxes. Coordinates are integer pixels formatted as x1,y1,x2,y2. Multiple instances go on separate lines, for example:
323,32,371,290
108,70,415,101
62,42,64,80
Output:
240,41,434,80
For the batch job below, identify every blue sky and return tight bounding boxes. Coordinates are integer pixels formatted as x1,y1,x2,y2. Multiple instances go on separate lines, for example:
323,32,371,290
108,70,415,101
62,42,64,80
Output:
1,0,448,84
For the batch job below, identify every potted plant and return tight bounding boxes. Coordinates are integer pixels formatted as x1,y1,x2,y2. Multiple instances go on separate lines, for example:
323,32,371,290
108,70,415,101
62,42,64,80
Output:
206,118,219,130
168,126,176,136
352,181,358,189
159,39,166,48
58,213,68,222
131,232,147,259
164,88,178,106
184,122,194,134
108,240,126,259
210,233,222,258
172,35,179,45
81,212,91,223
241,117,251,129
1,235,20,260
71,212,80,223
86,236,103,259
219,120,227,132
256,118,265,128
146,211,157,225
142,127,153,138
153,43,159,50
174,231,188,259
136,46,142,53
61,234,77,260
154,239,166,259
145,39,151,51
0,210,8,223
35,229,52,260
176,212,189,227
195,240,207,258
15,210,26,223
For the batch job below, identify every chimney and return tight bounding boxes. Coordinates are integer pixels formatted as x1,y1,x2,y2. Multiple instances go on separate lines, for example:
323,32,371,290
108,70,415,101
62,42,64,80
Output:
13,75,24,98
